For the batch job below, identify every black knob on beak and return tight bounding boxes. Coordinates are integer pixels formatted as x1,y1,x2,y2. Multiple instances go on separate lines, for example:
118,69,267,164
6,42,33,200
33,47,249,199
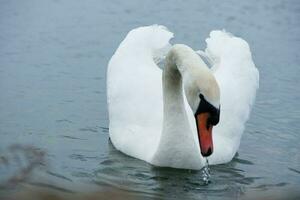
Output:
201,147,212,157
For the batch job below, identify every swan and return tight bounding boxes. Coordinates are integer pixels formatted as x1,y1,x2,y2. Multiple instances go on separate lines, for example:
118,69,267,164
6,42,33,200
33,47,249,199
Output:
107,25,259,170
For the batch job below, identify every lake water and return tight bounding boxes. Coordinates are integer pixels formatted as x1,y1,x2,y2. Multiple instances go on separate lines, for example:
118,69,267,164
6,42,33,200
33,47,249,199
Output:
0,0,299,199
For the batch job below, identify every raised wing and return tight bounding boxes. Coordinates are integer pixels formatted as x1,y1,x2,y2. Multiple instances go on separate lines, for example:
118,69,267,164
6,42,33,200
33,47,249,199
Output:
204,30,259,164
107,25,173,162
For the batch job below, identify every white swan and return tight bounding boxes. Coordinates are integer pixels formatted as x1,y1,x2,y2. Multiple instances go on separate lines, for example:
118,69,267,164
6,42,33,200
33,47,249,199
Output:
107,25,259,170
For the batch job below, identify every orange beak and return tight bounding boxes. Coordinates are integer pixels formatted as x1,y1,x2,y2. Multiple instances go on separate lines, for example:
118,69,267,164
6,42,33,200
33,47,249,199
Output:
196,113,213,157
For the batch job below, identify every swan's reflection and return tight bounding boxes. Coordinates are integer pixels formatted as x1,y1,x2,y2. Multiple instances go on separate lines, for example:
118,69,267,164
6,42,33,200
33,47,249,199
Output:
93,140,259,199
0,141,286,200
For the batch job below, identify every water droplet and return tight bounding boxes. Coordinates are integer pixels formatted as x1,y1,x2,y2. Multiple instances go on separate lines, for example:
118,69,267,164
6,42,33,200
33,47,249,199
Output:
201,158,211,185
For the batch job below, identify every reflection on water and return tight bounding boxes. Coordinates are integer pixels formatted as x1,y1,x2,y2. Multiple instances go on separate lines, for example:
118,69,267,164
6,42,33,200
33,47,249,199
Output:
0,142,259,199
0,144,46,190
0,143,298,200
79,141,274,199
0,0,300,199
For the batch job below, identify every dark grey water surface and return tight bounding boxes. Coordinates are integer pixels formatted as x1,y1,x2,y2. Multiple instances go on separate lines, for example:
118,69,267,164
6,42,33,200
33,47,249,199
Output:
0,0,300,199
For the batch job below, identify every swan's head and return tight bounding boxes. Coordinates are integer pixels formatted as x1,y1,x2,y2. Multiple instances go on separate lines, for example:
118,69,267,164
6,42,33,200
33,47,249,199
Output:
183,64,220,157
194,93,220,157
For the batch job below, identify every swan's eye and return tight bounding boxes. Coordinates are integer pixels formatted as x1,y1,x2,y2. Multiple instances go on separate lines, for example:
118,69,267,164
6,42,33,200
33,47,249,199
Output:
209,109,220,126
195,94,220,127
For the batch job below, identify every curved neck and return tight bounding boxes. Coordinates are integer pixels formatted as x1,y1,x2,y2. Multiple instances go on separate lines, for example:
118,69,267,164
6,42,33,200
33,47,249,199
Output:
151,44,204,169
163,55,186,124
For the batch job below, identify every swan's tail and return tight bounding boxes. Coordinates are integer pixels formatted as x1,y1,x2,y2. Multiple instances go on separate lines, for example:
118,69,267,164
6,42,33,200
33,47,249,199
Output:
204,30,259,164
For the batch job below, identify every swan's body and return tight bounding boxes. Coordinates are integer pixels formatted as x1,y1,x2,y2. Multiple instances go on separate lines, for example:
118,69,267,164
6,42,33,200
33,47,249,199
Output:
107,25,259,169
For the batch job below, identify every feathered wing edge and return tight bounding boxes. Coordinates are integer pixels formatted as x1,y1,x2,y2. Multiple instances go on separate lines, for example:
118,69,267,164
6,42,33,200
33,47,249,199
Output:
203,30,259,164
107,25,174,163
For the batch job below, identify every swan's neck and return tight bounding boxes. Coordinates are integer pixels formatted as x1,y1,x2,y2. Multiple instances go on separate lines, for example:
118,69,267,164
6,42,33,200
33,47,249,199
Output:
151,45,205,169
